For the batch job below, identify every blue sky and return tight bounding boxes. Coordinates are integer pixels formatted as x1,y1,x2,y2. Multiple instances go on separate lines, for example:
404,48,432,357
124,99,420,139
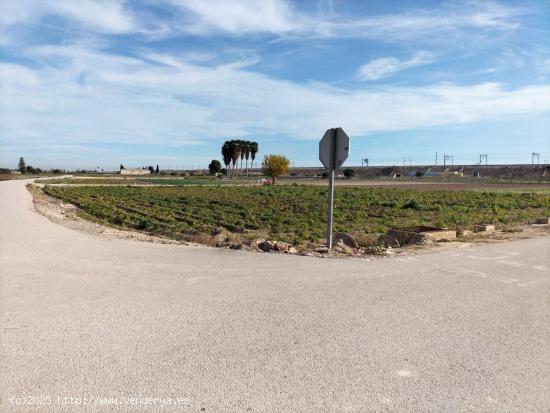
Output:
1,0,549,170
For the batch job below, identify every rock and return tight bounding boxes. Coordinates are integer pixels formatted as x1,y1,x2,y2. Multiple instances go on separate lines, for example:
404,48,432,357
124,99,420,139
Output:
535,217,549,224
214,229,229,241
366,245,386,255
273,241,291,252
457,229,473,237
257,240,275,252
474,224,495,233
314,246,329,254
335,240,355,255
257,240,296,253
215,239,228,248
212,227,225,235
333,232,358,249
377,234,400,248
387,229,432,245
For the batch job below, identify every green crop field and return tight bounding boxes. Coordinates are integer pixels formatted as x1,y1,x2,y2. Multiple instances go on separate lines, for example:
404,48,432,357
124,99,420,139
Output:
43,185,550,246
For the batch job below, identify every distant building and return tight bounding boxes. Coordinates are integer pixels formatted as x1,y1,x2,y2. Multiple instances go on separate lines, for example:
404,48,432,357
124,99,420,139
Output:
120,168,151,175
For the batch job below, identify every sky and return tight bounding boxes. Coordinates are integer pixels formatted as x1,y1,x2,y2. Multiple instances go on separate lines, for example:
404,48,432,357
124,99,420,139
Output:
0,0,549,170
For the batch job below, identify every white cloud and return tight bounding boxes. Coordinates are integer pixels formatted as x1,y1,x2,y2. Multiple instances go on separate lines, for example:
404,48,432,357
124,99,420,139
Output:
167,0,296,34
0,63,40,86
0,0,526,43
0,0,135,34
48,0,134,34
357,52,436,81
161,0,523,40
2,45,549,157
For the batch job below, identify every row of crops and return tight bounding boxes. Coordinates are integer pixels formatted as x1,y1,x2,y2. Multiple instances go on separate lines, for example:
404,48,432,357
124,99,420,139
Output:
43,185,550,245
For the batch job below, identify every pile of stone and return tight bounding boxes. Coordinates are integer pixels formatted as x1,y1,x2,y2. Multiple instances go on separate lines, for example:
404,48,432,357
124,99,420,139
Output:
377,226,457,247
257,240,297,254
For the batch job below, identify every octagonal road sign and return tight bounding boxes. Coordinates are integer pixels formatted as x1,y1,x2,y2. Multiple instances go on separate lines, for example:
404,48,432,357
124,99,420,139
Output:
319,127,350,170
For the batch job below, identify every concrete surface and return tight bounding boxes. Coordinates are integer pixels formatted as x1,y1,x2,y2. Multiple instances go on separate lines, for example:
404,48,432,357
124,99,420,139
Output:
1,179,549,412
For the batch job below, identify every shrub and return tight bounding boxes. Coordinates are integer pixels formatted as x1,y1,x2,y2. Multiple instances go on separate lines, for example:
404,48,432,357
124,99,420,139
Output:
135,219,150,230
343,168,355,179
403,200,422,210
208,160,222,175
262,154,290,184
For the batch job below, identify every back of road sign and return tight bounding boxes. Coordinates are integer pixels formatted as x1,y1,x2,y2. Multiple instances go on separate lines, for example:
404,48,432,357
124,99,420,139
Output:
319,127,350,170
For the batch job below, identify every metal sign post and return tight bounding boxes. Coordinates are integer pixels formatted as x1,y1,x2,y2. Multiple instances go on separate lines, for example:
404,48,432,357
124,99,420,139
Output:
319,127,350,249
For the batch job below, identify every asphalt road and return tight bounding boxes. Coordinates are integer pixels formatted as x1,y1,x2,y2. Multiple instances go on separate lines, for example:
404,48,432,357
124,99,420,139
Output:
1,179,549,412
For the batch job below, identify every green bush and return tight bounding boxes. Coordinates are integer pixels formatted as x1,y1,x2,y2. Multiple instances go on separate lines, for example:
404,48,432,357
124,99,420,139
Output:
403,200,422,210
343,168,355,178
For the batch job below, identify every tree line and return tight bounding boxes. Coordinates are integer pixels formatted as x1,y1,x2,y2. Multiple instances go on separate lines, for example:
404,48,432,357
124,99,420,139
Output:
16,157,55,174
221,140,258,177
120,164,160,174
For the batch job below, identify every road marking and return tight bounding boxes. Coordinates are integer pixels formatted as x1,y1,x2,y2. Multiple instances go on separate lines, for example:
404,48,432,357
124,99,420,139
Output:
397,370,412,377
533,265,550,272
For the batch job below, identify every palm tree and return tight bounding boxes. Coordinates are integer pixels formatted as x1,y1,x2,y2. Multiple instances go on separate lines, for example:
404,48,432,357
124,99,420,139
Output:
237,139,246,175
250,141,258,171
230,140,240,176
221,141,232,177
244,140,251,176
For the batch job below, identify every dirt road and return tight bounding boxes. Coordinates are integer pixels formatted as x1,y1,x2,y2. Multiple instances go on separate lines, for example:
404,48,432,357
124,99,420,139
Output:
1,179,549,412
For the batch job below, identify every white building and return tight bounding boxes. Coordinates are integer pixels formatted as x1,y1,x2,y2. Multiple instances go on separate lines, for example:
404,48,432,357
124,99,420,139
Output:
120,168,151,176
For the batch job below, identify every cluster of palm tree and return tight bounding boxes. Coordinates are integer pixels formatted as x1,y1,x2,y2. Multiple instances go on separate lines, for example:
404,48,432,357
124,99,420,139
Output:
221,140,258,177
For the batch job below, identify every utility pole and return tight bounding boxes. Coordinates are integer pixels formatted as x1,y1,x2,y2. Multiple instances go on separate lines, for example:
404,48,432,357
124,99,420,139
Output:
435,152,438,166
532,152,540,166
479,154,488,166
443,153,453,167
